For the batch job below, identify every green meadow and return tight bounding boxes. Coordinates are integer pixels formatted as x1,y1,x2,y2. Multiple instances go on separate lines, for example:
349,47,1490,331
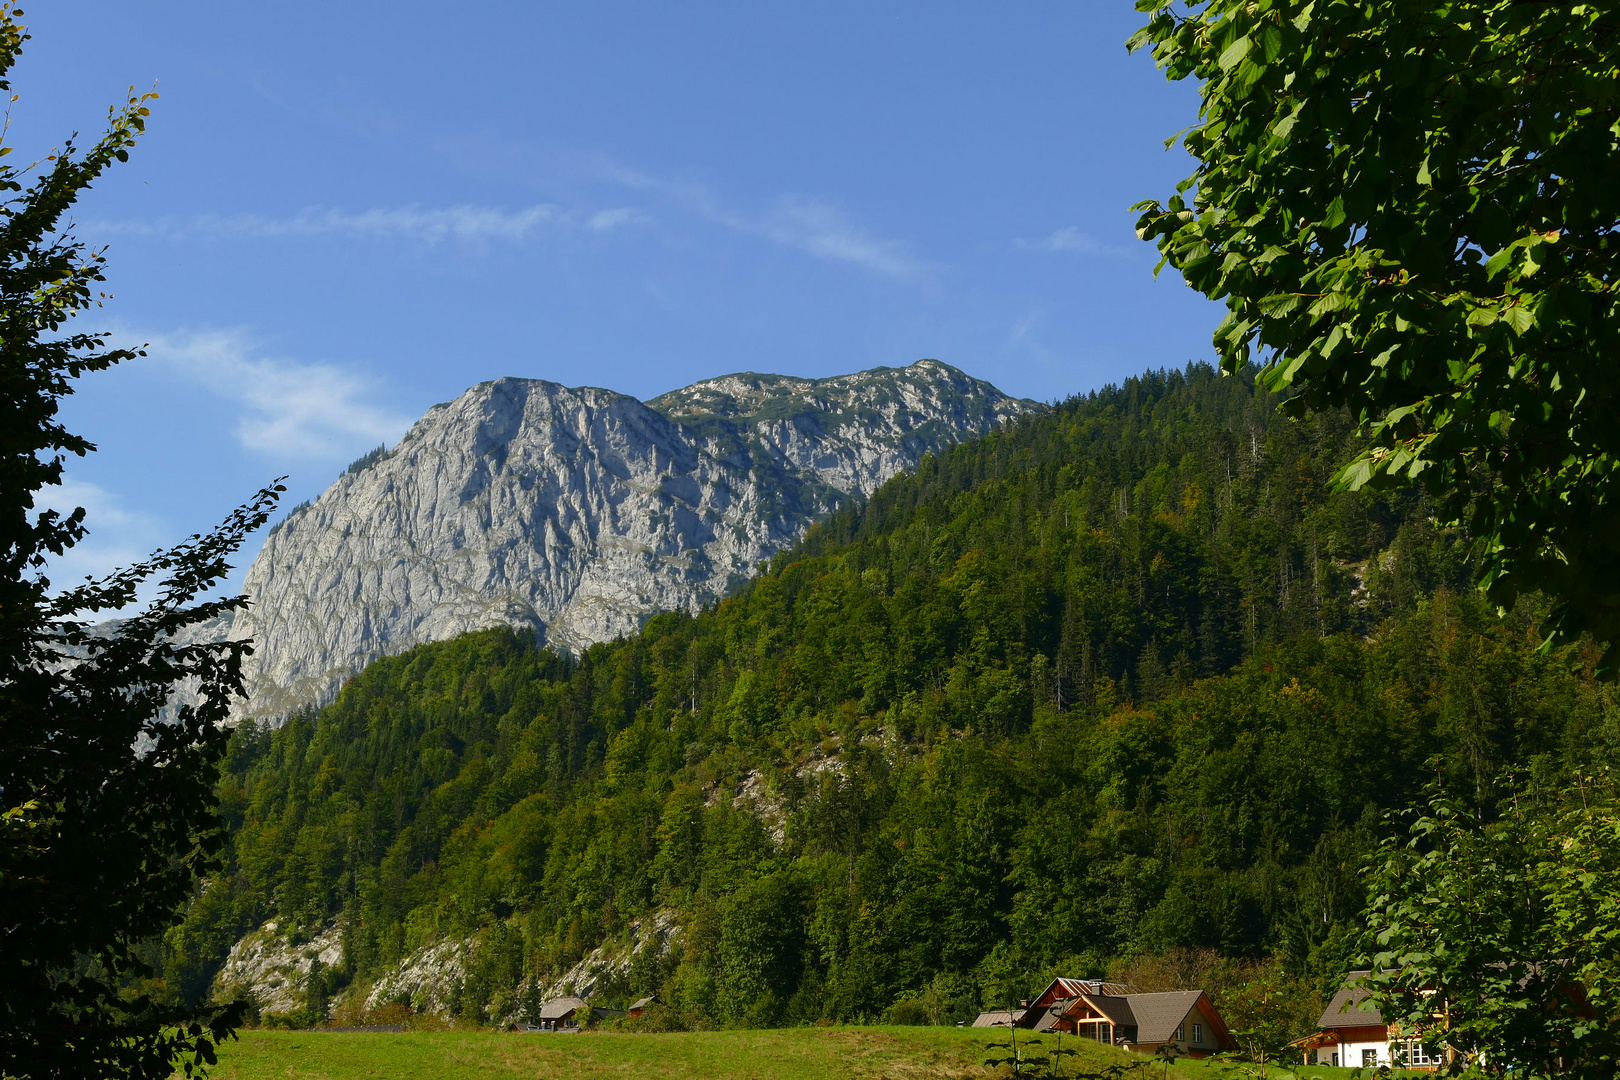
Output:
198,1026,1156,1080
197,1027,1379,1080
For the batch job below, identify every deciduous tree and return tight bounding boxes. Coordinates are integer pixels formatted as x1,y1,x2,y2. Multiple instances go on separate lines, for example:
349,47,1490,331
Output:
1131,1,1620,671
0,7,279,1077
1364,775,1620,1077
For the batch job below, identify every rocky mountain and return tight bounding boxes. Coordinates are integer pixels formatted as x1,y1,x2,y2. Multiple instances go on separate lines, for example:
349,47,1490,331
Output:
228,360,1037,721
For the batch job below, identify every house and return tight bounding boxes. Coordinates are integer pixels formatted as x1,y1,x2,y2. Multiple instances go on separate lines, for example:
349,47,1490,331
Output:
537,996,589,1031
1031,977,1131,1006
970,977,1237,1058
972,978,1125,1028
1057,990,1236,1058
1296,971,1443,1070
628,995,657,1018
533,996,628,1031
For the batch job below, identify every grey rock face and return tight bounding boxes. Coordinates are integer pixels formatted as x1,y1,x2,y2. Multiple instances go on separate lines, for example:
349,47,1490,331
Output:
231,359,1036,721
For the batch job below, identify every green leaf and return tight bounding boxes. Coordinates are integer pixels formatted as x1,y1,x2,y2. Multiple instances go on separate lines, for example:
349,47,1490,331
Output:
1218,35,1252,71
1307,291,1349,317
1259,292,1302,317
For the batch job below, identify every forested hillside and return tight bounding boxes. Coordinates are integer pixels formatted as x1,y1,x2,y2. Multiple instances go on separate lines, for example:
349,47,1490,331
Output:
163,365,1616,1031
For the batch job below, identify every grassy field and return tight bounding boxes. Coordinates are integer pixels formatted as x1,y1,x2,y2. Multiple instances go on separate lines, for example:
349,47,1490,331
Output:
198,1025,1155,1080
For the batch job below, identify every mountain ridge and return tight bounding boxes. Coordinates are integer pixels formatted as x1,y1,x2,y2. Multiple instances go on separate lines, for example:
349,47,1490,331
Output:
228,359,1038,721
171,364,1601,1034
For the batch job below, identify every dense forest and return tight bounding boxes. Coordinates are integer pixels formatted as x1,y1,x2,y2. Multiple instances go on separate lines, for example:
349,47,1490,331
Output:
158,365,1617,1033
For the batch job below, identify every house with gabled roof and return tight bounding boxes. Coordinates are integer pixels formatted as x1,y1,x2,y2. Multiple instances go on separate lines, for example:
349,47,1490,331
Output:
533,995,627,1031
1294,971,1444,1070
972,979,1124,1030
1031,977,1131,1006
1057,989,1235,1057
970,977,1237,1058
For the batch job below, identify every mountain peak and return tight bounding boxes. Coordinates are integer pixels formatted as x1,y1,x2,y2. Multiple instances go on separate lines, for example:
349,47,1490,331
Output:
231,360,1037,721
647,358,1031,428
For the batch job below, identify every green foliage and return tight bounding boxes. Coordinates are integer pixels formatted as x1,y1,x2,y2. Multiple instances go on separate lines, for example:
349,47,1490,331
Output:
264,500,312,540
1364,773,1620,1077
176,367,1616,1032
344,445,388,477
1130,0,1620,671
0,6,278,1076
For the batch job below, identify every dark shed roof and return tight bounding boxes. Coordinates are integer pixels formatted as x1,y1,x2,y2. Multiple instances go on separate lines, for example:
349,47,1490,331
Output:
1082,993,1138,1028
1032,1005,1064,1032
972,1008,1029,1028
1318,972,1385,1029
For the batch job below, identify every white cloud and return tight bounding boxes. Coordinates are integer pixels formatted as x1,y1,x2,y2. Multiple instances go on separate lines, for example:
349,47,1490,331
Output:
590,161,927,279
1014,226,1150,260
88,163,917,276
588,207,647,230
1030,226,1107,254
35,476,164,588
761,196,925,279
1010,226,1141,258
142,330,413,460
86,202,648,244
265,204,566,241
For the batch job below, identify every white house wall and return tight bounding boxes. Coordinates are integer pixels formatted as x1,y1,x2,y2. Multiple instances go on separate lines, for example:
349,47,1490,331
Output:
1316,1039,1391,1067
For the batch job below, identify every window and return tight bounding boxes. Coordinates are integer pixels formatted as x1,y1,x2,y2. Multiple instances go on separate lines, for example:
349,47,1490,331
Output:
1397,1039,1441,1067
1175,1024,1185,1042
1192,1024,1203,1045
1363,1049,1378,1067
1331,1053,1339,1067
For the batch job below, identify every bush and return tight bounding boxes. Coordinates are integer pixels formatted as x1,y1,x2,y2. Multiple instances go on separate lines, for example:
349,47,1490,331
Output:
885,998,932,1025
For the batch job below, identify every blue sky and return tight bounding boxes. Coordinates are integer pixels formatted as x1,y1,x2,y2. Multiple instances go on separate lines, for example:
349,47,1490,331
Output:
25,2,1222,590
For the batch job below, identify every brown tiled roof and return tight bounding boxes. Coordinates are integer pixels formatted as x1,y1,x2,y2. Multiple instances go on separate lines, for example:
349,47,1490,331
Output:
1318,971,1384,1029
1123,991,1206,1044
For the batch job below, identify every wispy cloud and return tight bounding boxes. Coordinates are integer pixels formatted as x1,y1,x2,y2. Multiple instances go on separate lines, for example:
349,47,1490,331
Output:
142,330,413,460
587,207,648,230
594,161,927,279
36,476,165,588
760,196,924,279
1015,226,1137,258
91,154,922,277
86,202,647,244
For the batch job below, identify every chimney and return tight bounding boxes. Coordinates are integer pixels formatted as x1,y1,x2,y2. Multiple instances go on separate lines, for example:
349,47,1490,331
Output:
1019,999,1030,1009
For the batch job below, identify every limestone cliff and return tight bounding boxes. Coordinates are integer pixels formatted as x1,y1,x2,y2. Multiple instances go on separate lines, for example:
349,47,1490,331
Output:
230,359,1035,720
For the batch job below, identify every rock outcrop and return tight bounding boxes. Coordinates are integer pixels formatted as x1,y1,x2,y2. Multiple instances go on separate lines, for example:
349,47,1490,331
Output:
230,359,1036,721
212,919,344,1018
